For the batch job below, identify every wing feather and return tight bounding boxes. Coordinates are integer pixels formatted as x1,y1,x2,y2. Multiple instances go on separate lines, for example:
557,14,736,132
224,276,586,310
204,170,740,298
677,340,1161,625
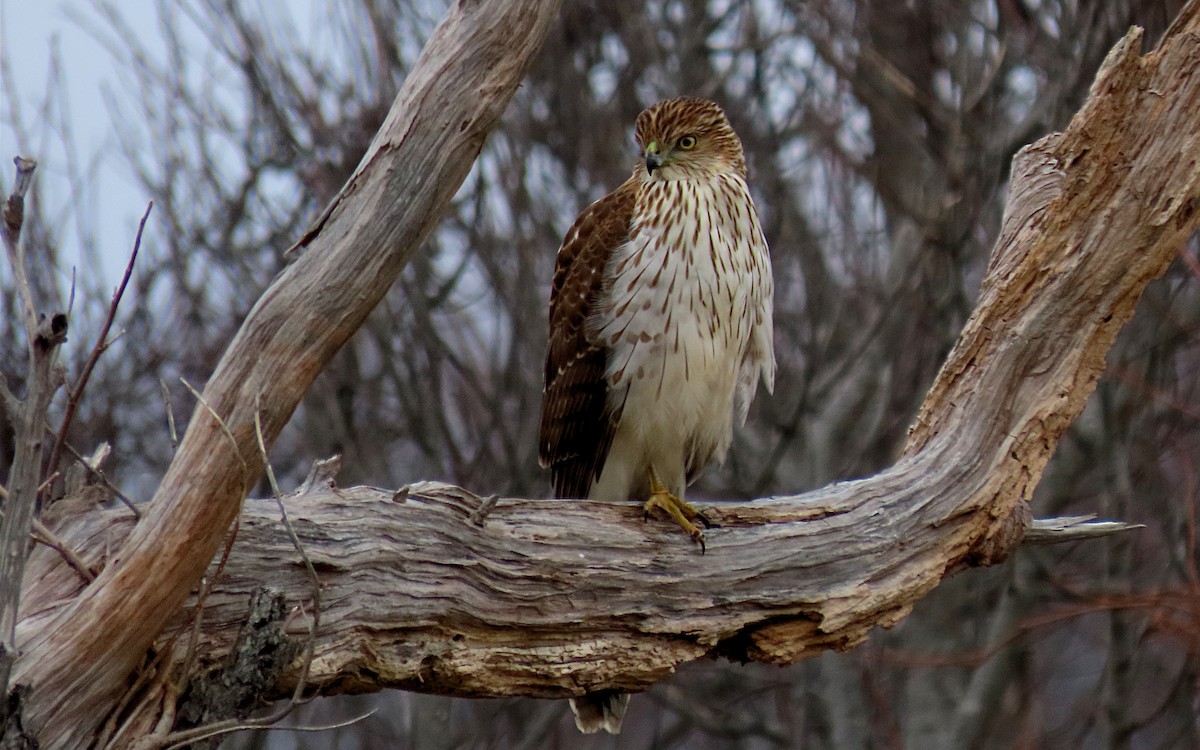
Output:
539,179,638,499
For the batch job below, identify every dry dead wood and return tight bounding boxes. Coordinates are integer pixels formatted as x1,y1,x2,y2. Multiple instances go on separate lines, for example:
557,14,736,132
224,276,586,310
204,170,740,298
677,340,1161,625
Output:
12,2,1200,748
11,0,562,746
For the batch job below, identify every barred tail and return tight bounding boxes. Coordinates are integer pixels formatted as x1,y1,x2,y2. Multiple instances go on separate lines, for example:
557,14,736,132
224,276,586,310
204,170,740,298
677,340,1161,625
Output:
569,690,630,734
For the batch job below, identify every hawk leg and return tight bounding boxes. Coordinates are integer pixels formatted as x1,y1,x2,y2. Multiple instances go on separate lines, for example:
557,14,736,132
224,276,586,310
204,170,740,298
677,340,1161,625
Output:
643,468,709,551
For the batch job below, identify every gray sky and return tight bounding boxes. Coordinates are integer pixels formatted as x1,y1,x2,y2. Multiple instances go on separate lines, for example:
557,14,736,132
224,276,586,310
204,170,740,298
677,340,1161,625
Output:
2,0,162,287
1,0,348,292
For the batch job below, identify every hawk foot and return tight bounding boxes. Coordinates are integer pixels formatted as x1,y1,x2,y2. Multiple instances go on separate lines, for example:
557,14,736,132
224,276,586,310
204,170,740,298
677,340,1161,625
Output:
643,476,708,552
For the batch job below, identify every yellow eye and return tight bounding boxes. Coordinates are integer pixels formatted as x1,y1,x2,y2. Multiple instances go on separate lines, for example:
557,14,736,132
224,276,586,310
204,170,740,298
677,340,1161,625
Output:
677,135,697,150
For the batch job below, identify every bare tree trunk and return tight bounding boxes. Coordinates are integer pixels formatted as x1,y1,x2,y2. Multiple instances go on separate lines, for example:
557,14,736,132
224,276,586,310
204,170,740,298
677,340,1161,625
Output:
9,0,562,747
13,2,1200,748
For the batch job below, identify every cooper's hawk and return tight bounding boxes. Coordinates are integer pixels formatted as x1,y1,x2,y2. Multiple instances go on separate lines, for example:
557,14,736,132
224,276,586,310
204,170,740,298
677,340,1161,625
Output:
539,97,775,733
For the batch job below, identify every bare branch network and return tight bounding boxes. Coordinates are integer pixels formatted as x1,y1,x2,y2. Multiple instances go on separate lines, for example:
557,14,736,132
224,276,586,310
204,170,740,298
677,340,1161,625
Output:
9,1,1200,748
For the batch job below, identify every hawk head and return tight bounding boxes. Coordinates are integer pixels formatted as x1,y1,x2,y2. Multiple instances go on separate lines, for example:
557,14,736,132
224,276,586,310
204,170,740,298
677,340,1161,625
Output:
634,97,748,181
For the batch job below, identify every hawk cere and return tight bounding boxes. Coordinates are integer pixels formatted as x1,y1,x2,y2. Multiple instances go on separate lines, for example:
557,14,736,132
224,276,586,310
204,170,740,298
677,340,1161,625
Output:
538,97,776,733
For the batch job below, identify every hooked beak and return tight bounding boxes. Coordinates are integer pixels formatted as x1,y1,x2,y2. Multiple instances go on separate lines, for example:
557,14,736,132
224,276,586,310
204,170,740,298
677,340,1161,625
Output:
644,141,665,175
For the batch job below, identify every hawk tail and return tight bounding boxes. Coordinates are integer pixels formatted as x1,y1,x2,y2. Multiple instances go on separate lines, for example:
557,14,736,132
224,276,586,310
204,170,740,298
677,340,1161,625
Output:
569,690,629,734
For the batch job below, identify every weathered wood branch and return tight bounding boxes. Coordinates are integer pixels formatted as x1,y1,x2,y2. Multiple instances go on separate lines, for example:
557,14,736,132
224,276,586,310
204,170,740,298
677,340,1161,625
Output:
22,483,1150,706
14,2,1200,743
1023,516,1144,543
10,0,562,747
1,156,69,707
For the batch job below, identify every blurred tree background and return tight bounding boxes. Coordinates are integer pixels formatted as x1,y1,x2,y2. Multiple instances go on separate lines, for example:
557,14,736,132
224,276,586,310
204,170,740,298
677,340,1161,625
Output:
2,0,1198,748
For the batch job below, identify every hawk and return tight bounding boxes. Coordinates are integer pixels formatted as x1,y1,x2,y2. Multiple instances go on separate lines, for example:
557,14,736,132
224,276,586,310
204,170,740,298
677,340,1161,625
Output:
538,97,775,733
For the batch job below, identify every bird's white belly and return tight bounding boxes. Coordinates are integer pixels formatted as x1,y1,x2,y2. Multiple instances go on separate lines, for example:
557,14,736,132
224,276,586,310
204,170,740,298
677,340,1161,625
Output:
590,331,741,502
588,228,756,500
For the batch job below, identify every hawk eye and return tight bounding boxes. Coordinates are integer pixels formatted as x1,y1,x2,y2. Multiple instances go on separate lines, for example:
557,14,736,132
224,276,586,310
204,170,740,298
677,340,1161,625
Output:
677,135,697,150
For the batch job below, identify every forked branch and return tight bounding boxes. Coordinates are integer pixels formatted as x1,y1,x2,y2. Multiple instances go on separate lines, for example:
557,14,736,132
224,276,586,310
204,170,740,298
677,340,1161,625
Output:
12,1,563,747
13,2,1200,745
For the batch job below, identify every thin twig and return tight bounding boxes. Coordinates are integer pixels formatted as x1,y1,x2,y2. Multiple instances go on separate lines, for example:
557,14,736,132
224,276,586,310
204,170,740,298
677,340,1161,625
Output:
159,379,179,449
154,377,255,703
30,517,95,583
253,394,321,709
98,650,166,750
103,505,242,748
50,430,141,519
45,201,153,486
149,677,182,741
180,518,241,688
1,156,39,337
876,589,1198,669
156,709,377,750
35,471,60,496
179,377,249,478
132,397,325,750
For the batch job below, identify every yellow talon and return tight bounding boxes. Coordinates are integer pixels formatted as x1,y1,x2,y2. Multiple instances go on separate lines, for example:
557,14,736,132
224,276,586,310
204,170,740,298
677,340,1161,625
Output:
643,470,708,552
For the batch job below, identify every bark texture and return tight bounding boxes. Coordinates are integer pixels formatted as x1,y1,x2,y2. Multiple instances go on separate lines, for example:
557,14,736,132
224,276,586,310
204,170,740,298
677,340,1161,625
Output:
10,0,562,747
14,3,1200,746
21,484,1154,707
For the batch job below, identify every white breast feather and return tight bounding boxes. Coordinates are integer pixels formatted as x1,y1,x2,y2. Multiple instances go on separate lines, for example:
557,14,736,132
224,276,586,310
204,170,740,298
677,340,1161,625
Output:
587,174,774,500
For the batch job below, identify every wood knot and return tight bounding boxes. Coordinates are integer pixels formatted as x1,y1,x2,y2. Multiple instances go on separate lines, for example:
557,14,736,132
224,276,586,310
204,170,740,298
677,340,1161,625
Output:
35,312,69,348
966,500,1033,567
469,494,499,527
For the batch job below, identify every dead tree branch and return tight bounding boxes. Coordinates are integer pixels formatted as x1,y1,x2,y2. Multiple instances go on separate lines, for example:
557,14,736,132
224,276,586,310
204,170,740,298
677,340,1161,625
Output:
2,156,69,703
12,484,1164,709
10,0,563,747
44,202,153,490
12,2,1200,746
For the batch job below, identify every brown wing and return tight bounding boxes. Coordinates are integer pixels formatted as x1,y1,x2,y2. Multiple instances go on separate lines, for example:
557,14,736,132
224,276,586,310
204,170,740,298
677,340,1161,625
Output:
538,178,638,499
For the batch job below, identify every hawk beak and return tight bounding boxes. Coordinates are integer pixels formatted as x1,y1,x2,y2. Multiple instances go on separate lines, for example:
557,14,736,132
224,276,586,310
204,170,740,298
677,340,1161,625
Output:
645,142,665,175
